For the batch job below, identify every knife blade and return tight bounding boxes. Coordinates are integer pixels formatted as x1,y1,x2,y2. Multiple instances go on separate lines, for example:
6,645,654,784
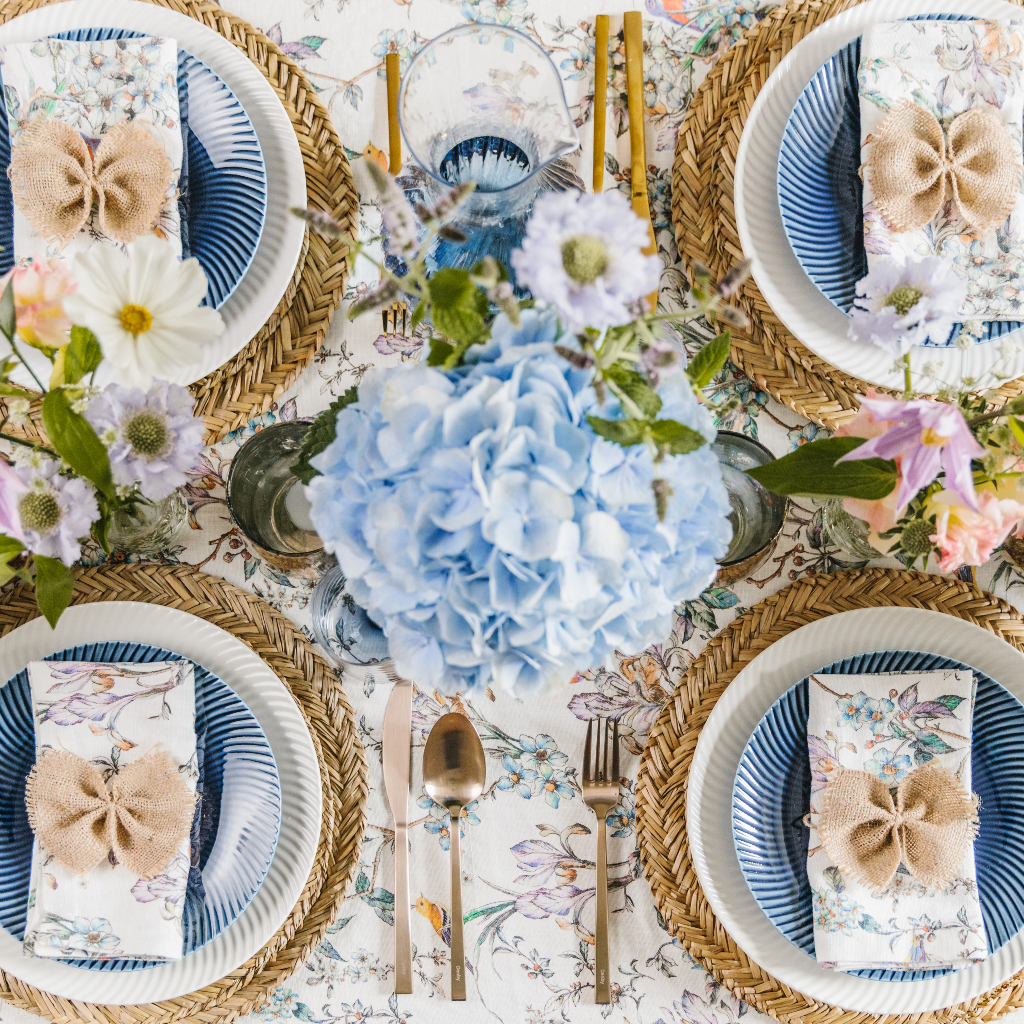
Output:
382,670,413,994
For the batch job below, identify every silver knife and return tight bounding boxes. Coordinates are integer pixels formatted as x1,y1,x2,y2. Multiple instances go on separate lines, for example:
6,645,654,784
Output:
382,669,413,994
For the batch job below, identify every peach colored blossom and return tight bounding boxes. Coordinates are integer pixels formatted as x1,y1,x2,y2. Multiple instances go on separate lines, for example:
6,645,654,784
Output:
835,390,902,533
0,256,76,351
928,488,1024,573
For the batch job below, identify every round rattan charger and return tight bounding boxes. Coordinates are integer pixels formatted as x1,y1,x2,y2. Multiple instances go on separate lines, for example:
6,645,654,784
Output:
0,564,368,1024
671,0,1024,430
635,567,1024,1024
0,0,357,444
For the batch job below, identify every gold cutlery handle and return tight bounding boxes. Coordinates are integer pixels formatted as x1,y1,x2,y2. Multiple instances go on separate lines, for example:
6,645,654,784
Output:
595,815,610,1003
394,822,412,993
450,813,467,1000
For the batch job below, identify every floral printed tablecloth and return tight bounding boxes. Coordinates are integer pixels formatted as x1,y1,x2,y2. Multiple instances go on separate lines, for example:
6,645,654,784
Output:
13,1,1024,1022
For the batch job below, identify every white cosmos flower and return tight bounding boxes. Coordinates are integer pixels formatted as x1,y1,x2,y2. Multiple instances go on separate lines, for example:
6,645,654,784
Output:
63,236,225,388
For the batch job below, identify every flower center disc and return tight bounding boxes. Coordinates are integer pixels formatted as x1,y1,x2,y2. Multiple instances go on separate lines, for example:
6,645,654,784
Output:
19,491,61,534
124,413,168,457
883,285,924,317
561,235,609,285
120,303,153,335
901,518,934,555
920,426,950,448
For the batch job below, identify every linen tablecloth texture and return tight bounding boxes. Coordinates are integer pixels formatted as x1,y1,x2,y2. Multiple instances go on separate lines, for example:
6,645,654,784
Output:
24,659,196,962
0,36,183,262
807,669,986,972
860,19,1024,320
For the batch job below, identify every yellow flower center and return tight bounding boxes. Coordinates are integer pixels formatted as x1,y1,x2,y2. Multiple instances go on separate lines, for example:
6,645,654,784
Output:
120,304,153,336
920,427,950,448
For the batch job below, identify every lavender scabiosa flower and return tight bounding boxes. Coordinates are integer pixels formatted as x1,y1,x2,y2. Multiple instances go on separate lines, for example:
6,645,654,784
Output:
838,395,984,512
85,381,204,501
14,459,98,565
847,257,967,353
0,458,27,544
510,191,661,332
366,161,420,256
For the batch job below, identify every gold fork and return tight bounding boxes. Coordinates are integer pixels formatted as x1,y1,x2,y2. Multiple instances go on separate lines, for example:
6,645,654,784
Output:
383,52,410,337
582,718,619,1004
381,301,408,337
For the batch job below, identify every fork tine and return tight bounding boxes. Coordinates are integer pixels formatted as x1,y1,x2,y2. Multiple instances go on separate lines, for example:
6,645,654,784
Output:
603,718,610,784
583,720,593,783
612,718,619,783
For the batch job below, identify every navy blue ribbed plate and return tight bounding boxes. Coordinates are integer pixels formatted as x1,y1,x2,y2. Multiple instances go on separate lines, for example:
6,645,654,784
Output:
0,28,267,309
733,649,1024,981
0,641,281,970
777,14,1022,345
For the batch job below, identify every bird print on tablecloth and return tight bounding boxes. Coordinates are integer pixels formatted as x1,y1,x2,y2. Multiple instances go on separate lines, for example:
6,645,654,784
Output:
415,894,475,974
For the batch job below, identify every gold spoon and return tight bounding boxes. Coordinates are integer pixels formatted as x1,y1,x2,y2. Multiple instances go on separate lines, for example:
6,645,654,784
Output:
423,712,486,1001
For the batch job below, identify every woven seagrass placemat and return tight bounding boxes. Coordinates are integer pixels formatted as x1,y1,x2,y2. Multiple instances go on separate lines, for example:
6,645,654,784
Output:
672,0,1024,429
635,568,1024,1024
0,0,357,444
0,564,368,1024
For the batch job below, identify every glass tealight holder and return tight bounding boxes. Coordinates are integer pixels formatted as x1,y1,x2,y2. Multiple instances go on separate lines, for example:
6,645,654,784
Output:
309,564,391,667
226,421,333,580
713,431,789,586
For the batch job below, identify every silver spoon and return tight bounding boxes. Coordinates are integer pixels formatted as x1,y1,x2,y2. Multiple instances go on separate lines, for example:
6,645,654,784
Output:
423,712,486,1001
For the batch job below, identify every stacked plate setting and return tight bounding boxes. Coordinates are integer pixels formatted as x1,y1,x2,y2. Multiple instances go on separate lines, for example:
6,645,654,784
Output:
0,601,323,1004
735,0,1024,393
691,605,1024,1013
0,0,308,390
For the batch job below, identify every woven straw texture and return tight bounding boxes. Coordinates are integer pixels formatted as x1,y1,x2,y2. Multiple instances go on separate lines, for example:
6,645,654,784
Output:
0,0,357,444
671,0,1024,430
635,568,1024,1024
0,564,368,1024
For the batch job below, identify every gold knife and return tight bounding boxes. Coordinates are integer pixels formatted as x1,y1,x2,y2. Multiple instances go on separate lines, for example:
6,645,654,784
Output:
382,670,413,994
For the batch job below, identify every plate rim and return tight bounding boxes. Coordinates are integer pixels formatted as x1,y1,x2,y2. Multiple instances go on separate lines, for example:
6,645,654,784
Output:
0,601,321,1003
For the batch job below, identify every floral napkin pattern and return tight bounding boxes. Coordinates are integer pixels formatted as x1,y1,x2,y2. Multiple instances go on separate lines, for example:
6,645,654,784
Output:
0,37,183,263
806,669,987,972
859,20,1024,321
24,660,196,961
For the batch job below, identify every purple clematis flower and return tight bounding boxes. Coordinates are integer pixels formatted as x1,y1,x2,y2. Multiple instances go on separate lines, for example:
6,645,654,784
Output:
838,396,983,512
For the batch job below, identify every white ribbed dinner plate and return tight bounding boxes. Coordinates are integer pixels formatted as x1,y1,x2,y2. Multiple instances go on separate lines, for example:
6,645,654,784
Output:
0,0,306,389
689,606,1024,1013
0,602,321,1003
734,0,1024,393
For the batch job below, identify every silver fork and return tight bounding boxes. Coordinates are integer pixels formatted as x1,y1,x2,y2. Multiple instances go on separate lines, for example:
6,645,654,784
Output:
581,718,619,1004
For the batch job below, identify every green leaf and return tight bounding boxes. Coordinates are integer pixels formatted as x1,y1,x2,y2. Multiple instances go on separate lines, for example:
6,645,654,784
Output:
0,381,33,397
744,436,898,500
93,511,110,554
586,415,647,447
649,418,707,455
934,694,966,711
913,747,935,766
33,555,74,629
62,327,103,385
916,732,955,753
0,534,25,556
426,337,455,367
410,300,427,332
41,388,114,498
0,279,14,342
291,387,359,485
686,330,732,389
604,362,662,418
428,267,490,355
1011,416,1024,449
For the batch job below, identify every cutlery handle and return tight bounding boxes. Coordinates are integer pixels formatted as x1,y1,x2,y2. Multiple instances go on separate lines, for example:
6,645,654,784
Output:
450,813,466,1000
394,822,412,994
595,815,610,1004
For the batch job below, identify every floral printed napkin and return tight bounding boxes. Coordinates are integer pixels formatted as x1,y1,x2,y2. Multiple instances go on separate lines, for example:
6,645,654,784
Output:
859,20,1024,321
806,669,987,972
24,660,196,961
0,37,183,263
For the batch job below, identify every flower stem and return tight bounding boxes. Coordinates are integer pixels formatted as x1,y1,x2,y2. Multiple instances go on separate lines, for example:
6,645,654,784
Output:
903,352,912,397
0,430,54,456
6,338,46,394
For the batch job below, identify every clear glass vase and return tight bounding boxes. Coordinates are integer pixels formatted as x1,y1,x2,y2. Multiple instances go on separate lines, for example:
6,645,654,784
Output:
395,24,582,289
820,498,884,560
107,490,188,556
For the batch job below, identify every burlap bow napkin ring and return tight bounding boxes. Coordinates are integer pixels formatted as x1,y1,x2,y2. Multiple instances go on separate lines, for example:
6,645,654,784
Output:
817,762,978,893
866,100,1020,233
9,118,173,248
25,748,195,880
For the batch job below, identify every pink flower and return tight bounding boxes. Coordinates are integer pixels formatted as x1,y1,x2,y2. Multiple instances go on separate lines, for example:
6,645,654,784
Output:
928,489,1024,573
838,396,984,513
0,256,77,350
835,390,903,532
0,458,27,543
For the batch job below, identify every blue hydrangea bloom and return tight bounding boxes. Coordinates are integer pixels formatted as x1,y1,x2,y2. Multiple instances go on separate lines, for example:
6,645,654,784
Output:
307,308,732,695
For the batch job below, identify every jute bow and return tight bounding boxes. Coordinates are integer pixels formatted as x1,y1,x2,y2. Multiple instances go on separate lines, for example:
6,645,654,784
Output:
25,748,195,879
866,100,1020,233
9,118,173,248
817,763,978,893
